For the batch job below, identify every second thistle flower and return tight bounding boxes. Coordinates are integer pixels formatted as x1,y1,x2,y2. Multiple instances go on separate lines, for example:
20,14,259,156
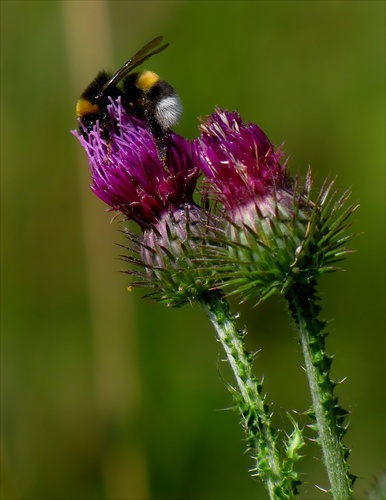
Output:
194,109,356,303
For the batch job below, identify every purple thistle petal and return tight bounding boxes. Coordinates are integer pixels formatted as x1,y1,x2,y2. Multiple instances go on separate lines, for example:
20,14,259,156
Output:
194,109,293,217
72,97,199,227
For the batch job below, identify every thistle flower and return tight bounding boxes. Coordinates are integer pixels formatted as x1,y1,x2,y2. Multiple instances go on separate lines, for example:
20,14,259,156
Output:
194,108,356,304
72,97,220,306
73,97,198,227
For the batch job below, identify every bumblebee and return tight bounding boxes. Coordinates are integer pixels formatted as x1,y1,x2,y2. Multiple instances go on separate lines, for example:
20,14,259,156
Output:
76,36,182,161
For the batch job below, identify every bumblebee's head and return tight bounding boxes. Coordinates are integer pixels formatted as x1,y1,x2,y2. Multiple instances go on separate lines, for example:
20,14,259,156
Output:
76,71,122,119
76,97,100,119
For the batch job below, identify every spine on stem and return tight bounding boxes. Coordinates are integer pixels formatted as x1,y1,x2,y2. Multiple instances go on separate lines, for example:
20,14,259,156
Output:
285,281,355,499
202,292,303,500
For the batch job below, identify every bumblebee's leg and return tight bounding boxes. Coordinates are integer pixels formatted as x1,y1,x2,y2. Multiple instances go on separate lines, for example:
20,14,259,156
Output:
145,111,167,162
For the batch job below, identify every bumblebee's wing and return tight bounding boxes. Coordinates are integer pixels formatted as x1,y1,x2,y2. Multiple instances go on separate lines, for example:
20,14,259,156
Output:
96,36,169,98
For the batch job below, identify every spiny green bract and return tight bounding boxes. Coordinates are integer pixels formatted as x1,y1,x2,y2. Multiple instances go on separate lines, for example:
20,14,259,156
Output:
202,172,358,305
120,207,224,307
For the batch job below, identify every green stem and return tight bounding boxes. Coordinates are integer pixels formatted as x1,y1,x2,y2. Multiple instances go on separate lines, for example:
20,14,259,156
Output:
285,282,353,499
201,292,299,500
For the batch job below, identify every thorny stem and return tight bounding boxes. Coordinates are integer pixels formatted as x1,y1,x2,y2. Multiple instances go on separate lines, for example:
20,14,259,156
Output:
285,282,353,499
201,292,299,500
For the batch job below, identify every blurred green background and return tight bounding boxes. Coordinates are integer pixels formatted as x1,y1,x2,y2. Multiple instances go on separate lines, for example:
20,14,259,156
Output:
1,1,384,499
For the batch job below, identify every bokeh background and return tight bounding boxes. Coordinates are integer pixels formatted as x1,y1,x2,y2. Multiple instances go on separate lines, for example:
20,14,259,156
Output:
1,1,385,499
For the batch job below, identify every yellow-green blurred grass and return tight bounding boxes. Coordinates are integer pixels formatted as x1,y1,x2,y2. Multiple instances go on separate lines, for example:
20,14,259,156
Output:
1,1,385,499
